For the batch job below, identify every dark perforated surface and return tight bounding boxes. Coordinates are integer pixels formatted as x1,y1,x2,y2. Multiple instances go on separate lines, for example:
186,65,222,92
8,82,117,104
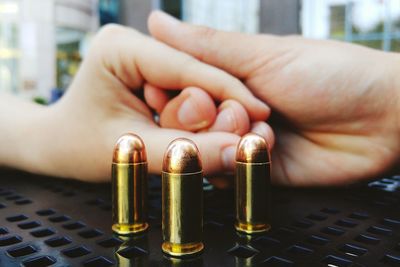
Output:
0,169,400,266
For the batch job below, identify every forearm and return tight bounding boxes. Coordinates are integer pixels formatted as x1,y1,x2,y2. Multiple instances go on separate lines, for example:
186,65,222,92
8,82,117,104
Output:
0,93,50,174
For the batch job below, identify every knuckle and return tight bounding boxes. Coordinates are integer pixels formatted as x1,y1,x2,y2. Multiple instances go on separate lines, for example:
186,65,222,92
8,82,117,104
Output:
195,25,217,41
97,24,125,38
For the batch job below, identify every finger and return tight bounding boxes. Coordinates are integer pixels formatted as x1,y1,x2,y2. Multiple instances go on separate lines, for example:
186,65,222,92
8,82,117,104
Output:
144,83,170,114
209,100,250,136
91,24,270,122
148,10,282,78
250,121,275,149
159,87,217,131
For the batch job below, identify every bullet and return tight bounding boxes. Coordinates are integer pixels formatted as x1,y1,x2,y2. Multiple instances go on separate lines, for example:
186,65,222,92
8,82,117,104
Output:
162,138,204,257
112,133,148,235
235,133,271,234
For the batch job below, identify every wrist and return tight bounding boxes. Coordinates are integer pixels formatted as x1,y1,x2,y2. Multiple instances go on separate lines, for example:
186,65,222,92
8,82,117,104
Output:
18,104,55,175
24,102,74,178
0,95,51,174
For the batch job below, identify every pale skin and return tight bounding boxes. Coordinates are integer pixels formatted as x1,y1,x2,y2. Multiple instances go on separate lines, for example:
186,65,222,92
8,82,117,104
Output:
147,11,400,186
0,24,272,182
2,12,400,187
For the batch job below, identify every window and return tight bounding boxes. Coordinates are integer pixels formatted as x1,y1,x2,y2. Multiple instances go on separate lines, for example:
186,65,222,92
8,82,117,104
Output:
302,0,400,52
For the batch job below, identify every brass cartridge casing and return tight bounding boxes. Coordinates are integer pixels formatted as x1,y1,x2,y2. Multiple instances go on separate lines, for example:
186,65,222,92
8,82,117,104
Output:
235,133,271,234
112,133,148,235
162,138,204,257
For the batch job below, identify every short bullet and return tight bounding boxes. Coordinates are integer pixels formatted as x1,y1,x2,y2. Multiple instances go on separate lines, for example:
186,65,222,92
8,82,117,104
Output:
112,133,148,235
162,138,204,257
235,133,271,234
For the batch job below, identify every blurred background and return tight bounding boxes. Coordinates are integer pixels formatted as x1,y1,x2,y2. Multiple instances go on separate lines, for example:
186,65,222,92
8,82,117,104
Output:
0,0,399,104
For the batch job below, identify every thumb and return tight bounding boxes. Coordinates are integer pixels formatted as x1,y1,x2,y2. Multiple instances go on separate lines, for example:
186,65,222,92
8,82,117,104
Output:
148,10,278,79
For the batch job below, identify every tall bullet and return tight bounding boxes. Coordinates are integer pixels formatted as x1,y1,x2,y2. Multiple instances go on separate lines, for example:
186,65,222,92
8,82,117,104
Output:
235,133,271,234
112,133,148,235
162,138,204,257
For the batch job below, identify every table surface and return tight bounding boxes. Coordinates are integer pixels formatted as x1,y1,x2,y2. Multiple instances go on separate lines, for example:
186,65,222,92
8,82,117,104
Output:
0,169,399,267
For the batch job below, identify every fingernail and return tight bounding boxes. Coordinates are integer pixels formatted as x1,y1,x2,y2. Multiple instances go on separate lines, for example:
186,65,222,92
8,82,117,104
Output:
155,10,180,25
252,123,268,140
256,99,270,118
211,106,237,133
222,145,236,171
178,98,208,129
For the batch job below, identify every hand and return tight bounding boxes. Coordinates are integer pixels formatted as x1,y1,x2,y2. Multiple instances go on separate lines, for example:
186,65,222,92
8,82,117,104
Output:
7,24,273,182
148,11,400,186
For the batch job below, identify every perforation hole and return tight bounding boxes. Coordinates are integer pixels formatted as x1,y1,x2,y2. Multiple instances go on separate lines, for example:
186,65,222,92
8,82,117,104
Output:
252,236,281,248
339,243,367,256
0,227,9,235
292,219,314,229
0,203,6,209
287,244,313,255
0,190,14,196
117,246,148,258
36,209,56,216
307,235,330,245
18,221,41,230
50,186,63,193
78,229,103,239
227,245,258,258
85,198,105,206
15,199,32,205
0,235,22,246
48,215,70,223
367,225,392,236
335,218,358,228
7,244,38,257
62,245,91,258
6,214,28,222
83,256,114,267
62,221,86,230
349,212,369,220
381,178,395,184
62,191,76,197
6,195,22,200
30,228,56,238
274,227,295,238
373,200,390,206
382,218,400,228
382,254,400,265
307,213,328,221
354,234,380,245
262,256,294,266
321,226,345,236
97,237,123,248
369,183,387,189
322,255,352,267
392,175,400,181
44,236,72,247
22,255,56,267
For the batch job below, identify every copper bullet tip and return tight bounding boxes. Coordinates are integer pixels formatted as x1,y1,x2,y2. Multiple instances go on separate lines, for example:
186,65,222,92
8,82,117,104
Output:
112,133,147,164
236,133,270,163
162,138,202,174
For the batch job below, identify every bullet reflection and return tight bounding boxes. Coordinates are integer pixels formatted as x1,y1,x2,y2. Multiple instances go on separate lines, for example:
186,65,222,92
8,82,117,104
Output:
114,233,149,267
162,255,204,267
231,233,259,267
